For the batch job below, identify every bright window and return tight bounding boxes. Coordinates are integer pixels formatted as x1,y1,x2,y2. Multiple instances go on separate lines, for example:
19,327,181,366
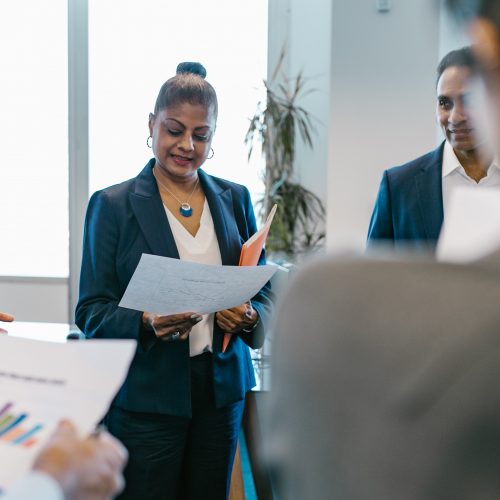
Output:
0,0,267,278
89,0,267,204
0,1,68,277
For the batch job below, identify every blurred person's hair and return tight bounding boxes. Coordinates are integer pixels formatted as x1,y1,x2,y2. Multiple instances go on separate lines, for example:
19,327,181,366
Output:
437,46,478,85
445,0,500,29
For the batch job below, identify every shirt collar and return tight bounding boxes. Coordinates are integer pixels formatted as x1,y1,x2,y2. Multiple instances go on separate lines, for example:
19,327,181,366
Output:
442,140,461,178
442,140,500,179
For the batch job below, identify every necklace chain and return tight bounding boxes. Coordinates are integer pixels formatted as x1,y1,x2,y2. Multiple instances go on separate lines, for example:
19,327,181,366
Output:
153,167,199,206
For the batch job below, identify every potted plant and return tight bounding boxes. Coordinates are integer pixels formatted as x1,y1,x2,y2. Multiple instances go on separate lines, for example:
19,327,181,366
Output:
245,60,325,264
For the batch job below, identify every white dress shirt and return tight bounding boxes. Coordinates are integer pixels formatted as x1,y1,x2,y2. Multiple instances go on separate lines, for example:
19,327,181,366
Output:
442,140,500,219
164,199,222,357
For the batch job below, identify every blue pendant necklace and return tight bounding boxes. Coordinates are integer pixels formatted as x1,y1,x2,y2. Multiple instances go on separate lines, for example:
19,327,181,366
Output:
154,168,199,218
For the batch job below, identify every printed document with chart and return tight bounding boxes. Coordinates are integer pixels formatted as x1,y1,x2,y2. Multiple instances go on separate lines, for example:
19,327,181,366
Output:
0,336,135,491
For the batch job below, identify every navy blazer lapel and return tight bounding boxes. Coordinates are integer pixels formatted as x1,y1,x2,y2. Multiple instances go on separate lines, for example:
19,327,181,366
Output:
414,143,445,241
199,170,241,265
129,159,180,258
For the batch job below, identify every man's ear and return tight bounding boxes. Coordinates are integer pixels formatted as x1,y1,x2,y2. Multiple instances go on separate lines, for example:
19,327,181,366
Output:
148,112,155,136
469,18,500,71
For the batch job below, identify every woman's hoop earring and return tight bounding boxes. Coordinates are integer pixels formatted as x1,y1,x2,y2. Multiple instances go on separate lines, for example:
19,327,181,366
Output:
146,136,152,148
207,147,214,160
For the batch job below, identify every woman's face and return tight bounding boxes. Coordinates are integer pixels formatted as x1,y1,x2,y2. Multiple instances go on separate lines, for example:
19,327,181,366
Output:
149,102,216,181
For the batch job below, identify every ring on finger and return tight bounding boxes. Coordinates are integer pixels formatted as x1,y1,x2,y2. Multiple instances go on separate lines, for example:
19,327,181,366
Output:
162,330,181,342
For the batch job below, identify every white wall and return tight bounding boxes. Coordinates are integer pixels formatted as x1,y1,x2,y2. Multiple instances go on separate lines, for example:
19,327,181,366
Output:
267,0,332,241
439,5,470,58
287,0,333,204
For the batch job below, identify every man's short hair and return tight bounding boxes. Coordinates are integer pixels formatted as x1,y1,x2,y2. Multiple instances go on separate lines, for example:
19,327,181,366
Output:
437,46,478,85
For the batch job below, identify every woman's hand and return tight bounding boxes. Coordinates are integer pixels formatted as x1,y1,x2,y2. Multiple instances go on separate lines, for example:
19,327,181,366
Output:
0,312,14,322
216,302,257,334
142,312,203,342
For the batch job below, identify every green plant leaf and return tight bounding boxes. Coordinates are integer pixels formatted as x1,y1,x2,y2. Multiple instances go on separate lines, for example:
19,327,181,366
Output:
245,59,325,258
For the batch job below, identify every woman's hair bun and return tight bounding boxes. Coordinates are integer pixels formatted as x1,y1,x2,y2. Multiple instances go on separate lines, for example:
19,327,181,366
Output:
176,62,207,79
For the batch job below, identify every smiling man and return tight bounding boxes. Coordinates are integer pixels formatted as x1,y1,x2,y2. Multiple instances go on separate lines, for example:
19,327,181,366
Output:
368,46,498,250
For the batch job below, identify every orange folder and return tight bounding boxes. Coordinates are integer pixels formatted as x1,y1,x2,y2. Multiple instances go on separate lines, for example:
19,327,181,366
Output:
221,204,277,353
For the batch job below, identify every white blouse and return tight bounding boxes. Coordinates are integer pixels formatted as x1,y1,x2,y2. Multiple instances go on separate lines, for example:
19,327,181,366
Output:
164,199,222,357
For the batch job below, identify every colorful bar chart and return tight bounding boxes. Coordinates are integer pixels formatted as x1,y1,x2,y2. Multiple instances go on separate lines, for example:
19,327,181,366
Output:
0,402,43,448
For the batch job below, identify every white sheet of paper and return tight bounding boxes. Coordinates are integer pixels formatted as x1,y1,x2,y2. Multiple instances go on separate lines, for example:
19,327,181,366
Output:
0,336,136,490
119,254,276,315
437,186,500,263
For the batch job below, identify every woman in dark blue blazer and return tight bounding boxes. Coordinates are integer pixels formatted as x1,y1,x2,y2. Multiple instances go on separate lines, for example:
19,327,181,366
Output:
76,62,273,500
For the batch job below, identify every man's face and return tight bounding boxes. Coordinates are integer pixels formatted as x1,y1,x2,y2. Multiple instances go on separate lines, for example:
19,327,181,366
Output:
436,65,479,153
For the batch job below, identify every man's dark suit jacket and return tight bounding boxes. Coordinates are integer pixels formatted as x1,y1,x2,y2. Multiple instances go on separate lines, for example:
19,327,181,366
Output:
76,159,273,418
367,143,445,249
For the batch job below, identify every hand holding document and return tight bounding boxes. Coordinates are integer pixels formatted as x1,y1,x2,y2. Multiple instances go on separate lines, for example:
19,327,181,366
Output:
221,204,278,352
437,187,500,262
0,336,136,491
